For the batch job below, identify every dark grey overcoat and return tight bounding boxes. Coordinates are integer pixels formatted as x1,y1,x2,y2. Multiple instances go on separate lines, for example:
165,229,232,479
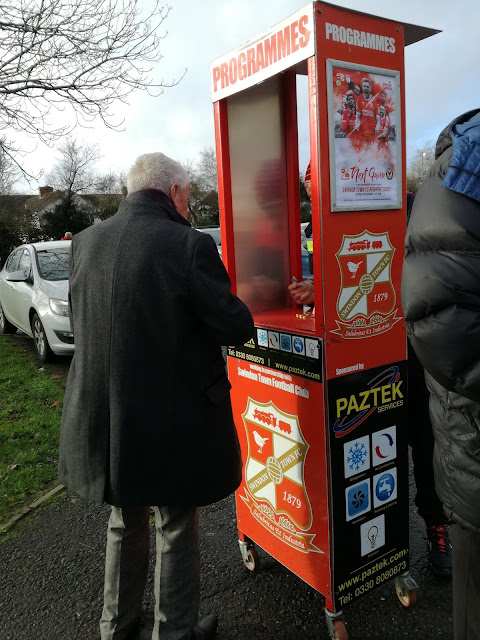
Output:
58,189,254,507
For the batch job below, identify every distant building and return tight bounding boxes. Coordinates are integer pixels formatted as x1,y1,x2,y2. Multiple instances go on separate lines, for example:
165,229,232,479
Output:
24,186,123,222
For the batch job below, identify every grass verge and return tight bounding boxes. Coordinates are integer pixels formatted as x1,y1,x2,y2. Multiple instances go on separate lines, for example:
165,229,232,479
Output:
0,336,67,526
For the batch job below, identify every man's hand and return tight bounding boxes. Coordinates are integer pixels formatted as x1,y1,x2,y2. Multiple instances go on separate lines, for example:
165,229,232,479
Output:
288,279,314,305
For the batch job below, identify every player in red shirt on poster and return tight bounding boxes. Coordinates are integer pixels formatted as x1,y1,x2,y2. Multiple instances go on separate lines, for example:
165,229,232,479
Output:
340,94,361,150
378,90,389,116
377,105,391,145
354,77,380,146
341,94,356,135
337,78,358,113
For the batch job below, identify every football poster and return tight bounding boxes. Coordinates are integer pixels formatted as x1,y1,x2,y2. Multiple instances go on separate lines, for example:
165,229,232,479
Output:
327,61,401,211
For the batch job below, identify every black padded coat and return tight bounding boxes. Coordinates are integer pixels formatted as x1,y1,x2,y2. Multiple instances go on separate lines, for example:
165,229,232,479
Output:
402,109,480,532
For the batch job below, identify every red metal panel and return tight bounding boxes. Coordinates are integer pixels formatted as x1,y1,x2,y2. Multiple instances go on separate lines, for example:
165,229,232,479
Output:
229,356,332,597
214,100,237,292
307,54,324,335
314,2,408,377
283,70,302,286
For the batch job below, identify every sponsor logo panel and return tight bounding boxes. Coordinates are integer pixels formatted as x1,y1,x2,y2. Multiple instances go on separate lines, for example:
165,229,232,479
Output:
228,328,323,383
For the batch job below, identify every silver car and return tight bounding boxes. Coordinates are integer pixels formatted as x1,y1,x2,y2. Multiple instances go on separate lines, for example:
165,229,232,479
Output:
197,227,222,258
0,241,74,362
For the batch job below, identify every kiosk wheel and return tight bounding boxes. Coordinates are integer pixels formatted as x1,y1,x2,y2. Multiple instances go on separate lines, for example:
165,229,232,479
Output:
395,584,416,607
243,545,260,572
394,572,418,607
325,609,348,640
238,537,260,572
331,619,348,640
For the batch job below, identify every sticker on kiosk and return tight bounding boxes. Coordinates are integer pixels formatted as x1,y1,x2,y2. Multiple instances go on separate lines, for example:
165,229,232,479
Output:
360,514,386,557
240,399,323,554
343,435,370,479
372,425,397,466
331,230,402,340
345,478,371,522
229,328,323,383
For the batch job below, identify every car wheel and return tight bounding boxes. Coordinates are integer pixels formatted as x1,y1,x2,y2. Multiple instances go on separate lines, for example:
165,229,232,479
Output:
31,312,54,362
0,302,16,334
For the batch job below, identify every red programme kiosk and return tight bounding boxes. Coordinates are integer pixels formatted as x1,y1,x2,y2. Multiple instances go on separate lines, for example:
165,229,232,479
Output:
210,4,438,638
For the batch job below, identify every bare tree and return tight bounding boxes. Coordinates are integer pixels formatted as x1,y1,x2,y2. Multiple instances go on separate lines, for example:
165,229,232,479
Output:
94,171,126,195
93,170,126,220
186,148,220,227
47,137,100,196
0,136,20,194
0,0,178,170
195,147,218,193
406,142,436,194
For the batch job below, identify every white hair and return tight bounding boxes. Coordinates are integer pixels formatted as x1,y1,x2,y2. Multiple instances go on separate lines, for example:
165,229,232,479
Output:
127,152,189,195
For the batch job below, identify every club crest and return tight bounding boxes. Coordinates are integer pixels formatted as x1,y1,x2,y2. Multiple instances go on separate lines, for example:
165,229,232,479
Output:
241,399,322,553
332,230,401,339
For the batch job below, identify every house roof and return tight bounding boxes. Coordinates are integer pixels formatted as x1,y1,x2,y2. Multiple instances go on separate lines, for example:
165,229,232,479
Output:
25,190,63,213
0,194,32,210
24,191,123,213
80,193,123,209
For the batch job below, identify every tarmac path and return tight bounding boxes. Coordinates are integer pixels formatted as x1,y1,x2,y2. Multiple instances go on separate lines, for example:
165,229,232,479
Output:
0,471,453,640
0,335,453,639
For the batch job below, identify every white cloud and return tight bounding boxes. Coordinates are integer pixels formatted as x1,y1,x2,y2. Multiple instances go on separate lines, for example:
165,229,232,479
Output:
12,0,480,192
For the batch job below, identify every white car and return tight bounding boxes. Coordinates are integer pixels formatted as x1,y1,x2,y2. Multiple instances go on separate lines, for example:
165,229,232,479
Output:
197,227,222,258
0,241,74,362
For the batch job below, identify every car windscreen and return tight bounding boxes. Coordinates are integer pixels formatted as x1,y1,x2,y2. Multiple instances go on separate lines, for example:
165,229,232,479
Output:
35,248,70,281
201,228,221,245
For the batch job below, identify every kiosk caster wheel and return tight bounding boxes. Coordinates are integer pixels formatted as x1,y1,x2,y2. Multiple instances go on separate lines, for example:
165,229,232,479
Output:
238,538,260,572
395,584,416,607
325,608,348,640
395,572,418,607
331,619,348,640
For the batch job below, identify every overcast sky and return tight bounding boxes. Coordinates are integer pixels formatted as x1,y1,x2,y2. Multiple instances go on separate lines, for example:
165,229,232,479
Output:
18,0,480,193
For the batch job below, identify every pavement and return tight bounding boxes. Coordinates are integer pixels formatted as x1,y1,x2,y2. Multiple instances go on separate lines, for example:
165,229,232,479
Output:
0,335,454,639
0,466,453,640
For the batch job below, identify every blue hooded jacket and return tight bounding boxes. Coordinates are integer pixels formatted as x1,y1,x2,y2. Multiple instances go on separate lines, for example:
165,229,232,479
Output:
442,111,480,201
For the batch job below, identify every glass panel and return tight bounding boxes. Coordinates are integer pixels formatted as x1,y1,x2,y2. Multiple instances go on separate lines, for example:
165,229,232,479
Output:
6,249,21,272
297,74,313,282
227,76,290,313
18,249,32,276
36,248,70,281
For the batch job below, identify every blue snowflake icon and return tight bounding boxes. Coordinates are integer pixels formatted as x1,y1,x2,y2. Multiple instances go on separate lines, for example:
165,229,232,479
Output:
347,442,368,471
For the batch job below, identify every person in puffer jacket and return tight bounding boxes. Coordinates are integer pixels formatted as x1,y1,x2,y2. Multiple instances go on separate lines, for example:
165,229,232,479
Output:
402,108,480,640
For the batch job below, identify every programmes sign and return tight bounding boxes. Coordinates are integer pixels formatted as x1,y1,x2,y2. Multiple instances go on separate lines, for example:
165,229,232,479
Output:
210,4,314,102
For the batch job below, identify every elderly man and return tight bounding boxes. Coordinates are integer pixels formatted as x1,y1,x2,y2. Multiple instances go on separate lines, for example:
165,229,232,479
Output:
58,152,254,640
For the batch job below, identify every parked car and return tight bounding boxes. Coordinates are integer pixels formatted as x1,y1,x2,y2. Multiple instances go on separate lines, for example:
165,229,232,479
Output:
196,227,222,258
0,241,74,362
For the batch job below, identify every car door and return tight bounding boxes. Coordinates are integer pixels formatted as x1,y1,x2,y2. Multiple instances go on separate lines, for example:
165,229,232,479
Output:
10,248,34,333
0,249,22,326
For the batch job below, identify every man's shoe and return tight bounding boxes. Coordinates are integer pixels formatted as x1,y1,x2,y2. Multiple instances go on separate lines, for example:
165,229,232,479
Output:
190,614,218,640
427,524,452,577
